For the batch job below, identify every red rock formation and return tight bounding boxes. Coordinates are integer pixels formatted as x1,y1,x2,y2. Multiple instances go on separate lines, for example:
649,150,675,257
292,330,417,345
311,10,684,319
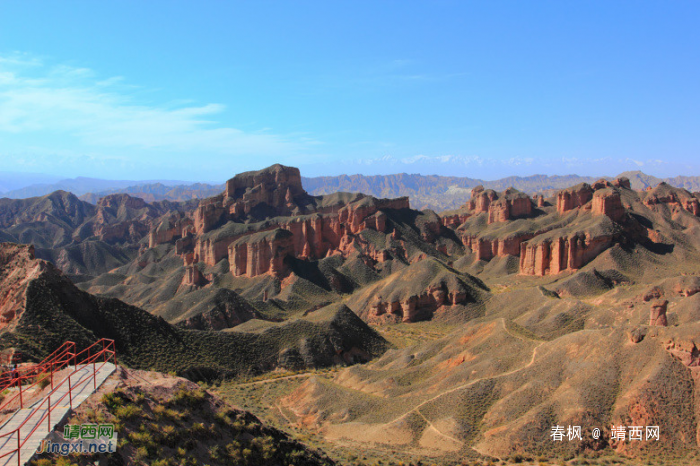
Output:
643,182,700,217
641,286,663,302
462,187,533,224
182,264,206,287
368,283,468,323
556,183,594,214
224,165,305,216
442,213,472,228
519,232,615,276
591,179,613,190
665,339,700,369
592,189,625,221
149,215,194,248
649,299,668,326
194,195,226,235
74,193,168,244
97,193,148,211
461,234,535,261
613,177,631,189
172,164,412,278
672,278,700,297
228,229,295,278
191,195,408,272
0,244,44,330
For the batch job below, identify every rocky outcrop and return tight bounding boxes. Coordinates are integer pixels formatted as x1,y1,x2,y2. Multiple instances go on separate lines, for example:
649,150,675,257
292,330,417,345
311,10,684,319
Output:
194,195,227,235
192,165,309,236
628,327,647,344
643,182,700,216
0,244,45,330
463,186,533,224
149,215,194,248
649,299,668,326
224,164,305,216
229,229,295,278
591,188,625,221
672,277,700,297
181,252,208,288
192,196,408,269
665,339,700,369
641,286,664,302
176,290,261,331
556,183,594,214
613,176,632,189
368,282,469,323
168,165,413,278
461,233,535,261
519,233,615,276
441,177,635,276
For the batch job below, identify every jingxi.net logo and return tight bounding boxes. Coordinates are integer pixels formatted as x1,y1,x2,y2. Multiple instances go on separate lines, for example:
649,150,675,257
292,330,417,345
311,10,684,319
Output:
37,423,118,456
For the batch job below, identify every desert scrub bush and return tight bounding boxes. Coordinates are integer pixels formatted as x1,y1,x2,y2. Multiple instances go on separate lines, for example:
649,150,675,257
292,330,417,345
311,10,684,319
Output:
150,460,176,466
208,444,224,461
102,389,131,411
169,387,207,408
134,446,149,462
37,373,51,390
253,435,277,461
113,404,142,422
30,460,53,466
214,410,231,426
189,421,207,436
55,459,78,466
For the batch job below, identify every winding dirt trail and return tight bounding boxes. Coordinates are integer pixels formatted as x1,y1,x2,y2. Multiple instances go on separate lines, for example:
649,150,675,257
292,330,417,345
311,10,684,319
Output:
233,373,313,388
383,318,546,447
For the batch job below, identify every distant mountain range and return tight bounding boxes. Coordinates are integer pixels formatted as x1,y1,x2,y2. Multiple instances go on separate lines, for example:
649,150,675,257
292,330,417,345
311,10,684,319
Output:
78,182,224,204
2,170,700,212
1,176,196,198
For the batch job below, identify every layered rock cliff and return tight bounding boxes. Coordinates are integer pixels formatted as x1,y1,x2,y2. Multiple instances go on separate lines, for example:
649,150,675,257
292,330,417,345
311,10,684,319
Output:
439,177,693,276
147,164,412,281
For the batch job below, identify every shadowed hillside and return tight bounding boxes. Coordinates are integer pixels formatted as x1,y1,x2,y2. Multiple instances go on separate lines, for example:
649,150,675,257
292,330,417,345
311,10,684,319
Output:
0,243,388,380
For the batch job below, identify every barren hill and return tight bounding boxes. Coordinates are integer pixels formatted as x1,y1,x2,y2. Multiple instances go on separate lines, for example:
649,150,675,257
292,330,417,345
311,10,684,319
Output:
0,243,388,379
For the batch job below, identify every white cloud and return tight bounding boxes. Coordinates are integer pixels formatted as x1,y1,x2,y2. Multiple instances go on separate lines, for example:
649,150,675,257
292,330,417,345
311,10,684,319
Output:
0,54,308,158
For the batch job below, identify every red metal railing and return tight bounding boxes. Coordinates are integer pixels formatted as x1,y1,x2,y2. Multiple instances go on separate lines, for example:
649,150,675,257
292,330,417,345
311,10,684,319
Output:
0,342,76,392
0,339,116,466
0,342,79,413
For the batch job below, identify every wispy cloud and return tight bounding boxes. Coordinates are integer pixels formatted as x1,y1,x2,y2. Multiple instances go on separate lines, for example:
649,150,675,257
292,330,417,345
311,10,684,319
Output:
0,53,312,176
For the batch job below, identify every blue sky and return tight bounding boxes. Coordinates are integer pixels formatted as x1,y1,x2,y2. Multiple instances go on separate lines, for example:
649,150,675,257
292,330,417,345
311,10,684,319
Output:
1,1,699,182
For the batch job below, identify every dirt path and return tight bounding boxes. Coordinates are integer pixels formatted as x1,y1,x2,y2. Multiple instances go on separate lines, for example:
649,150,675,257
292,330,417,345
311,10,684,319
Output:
415,408,463,445
384,318,546,438
232,373,313,388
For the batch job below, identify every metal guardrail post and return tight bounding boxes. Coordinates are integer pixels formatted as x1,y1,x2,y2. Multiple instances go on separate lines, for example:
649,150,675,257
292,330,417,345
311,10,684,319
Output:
48,395,51,432
18,378,22,409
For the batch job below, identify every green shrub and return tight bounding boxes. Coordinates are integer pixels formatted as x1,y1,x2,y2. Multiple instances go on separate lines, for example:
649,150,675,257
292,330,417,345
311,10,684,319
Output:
134,446,149,462
37,373,51,390
114,404,142,421
102,390,130,411
170,387,207,408
30,460,53,466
